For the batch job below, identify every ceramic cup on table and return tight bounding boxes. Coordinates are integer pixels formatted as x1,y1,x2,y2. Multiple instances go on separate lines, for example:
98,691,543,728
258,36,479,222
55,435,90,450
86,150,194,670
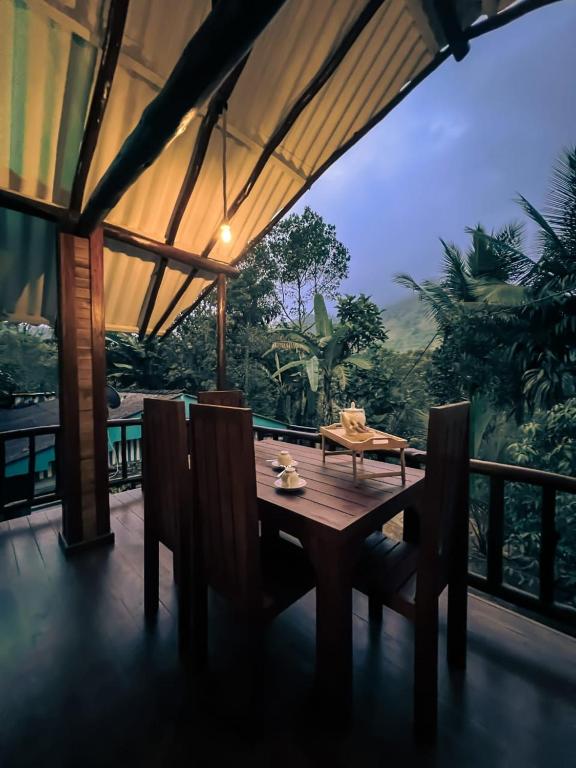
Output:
281,465,300,488
277,449,293,467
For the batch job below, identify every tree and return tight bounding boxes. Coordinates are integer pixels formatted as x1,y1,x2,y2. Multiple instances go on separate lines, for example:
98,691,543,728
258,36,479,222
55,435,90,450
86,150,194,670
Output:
0,322,58,394
268,294,374,424
336,293,388,355
252,206,350,328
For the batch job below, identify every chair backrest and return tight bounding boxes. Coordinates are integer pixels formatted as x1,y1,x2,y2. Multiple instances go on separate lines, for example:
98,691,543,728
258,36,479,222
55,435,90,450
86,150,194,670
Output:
142,399,189,551
197,389,244,407
189,403,262,614
419,402,470,593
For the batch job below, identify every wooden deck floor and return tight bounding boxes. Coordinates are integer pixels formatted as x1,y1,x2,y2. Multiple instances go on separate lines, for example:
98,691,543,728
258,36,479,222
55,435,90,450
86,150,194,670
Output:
0,489,574,768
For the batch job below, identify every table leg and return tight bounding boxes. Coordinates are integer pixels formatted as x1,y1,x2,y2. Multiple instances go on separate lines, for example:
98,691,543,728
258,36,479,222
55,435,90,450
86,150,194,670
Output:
305,534,354,719
400,448,406,485
322,434,326,464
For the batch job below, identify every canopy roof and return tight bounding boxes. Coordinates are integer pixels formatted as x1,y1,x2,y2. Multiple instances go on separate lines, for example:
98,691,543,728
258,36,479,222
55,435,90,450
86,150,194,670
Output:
0,0,559,336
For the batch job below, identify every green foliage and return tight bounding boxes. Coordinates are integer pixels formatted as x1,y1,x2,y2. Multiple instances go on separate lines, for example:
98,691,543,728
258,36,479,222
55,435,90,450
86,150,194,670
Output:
0,323,58,394
503,401,576,604
336,293,388,355
256,206,350,328
268,294,379,424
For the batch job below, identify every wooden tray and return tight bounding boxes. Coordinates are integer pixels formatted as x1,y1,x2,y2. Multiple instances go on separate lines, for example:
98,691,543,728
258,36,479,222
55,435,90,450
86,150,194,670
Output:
320,424,408,485
320,424,407,451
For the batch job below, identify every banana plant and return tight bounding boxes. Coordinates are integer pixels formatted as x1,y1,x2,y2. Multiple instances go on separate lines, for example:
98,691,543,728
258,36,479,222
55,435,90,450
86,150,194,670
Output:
266,294,372,424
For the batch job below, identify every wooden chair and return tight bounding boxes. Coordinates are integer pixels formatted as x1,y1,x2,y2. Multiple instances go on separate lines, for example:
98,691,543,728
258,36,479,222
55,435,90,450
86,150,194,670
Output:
353,402,470,742
142,399,190,622
180,403,314,661
197,389,244,407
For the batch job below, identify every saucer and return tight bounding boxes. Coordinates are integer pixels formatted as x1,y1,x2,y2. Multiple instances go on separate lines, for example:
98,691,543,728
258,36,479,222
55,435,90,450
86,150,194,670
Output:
274,477,307,492
270,459,299,469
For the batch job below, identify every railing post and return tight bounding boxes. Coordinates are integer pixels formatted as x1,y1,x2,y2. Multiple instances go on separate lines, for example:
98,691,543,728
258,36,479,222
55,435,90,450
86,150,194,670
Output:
487,476,505,591
540,486,557,607
54,429,61,501
121,424,128,480
27,435,36,507
0,436,5,517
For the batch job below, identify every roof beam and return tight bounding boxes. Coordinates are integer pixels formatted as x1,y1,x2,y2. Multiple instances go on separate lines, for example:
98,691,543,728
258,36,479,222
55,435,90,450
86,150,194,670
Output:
147,270,198,339
200,0,389,259
147,54,249,337
137,258,168,341
164,55,250,245
467,0,562,40
69,0,129,215
77,0,288,235
432,0,469,61
147,0,559,340
0,189,67,223
103,225,239,277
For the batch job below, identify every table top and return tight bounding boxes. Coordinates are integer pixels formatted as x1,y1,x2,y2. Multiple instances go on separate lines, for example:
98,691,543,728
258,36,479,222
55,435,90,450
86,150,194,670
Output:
255,439,425,538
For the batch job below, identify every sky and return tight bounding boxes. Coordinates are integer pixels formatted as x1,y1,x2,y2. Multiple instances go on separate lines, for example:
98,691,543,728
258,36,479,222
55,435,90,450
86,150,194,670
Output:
293,0,576,308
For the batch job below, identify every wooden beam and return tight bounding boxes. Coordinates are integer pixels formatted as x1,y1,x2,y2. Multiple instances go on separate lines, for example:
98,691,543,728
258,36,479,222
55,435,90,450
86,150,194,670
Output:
148,270,198,339
138,257,167,340
432,0,469,61
69,0,129,215
216,274,227,389
104,225,239,277
77,0,288,235
0,189,67,223
200,0,388,259
164,55,249,244
161,0,558,337
466,0,562,40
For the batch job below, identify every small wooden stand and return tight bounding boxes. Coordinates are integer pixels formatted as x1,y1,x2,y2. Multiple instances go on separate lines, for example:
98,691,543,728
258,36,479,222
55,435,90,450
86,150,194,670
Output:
320,424,408,486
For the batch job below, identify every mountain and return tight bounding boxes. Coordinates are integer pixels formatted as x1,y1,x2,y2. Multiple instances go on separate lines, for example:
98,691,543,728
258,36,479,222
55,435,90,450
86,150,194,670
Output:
382,295,438,353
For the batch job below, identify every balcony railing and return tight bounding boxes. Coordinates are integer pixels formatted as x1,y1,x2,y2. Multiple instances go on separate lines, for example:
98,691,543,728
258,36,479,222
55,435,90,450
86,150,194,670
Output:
1,421,574,630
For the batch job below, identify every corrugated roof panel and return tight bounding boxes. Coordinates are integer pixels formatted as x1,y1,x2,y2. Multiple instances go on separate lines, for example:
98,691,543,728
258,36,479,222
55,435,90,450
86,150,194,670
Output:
0,0,545,334
229,1,363,144
103,242,156,333
146,261,193,333
0,208,57,325
174,125,264,254
122,0,209,81
155,276,213,336
0,0,103,206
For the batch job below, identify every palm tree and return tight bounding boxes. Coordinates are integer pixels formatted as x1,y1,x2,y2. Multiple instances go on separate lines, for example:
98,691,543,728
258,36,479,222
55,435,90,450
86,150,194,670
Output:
267,294,372,424
394,223,533,332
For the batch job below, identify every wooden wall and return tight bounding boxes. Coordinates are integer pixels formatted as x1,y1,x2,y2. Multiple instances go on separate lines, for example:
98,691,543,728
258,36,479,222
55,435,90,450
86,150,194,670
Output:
57,229,112,550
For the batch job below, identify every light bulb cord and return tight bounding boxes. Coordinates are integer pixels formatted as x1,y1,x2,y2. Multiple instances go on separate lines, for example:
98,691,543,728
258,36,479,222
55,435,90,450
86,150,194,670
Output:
222,105,228,222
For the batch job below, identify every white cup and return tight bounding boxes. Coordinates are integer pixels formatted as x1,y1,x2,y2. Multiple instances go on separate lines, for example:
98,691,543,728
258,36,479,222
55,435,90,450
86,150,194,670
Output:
277,449,292,467
281,466,300,488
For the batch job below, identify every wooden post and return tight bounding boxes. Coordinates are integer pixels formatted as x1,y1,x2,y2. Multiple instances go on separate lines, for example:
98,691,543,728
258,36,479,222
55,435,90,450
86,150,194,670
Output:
57,229,113,552
216,274,227,390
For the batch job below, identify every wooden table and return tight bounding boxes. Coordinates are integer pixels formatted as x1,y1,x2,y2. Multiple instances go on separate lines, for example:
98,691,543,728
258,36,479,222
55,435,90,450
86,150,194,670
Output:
255,439,425,715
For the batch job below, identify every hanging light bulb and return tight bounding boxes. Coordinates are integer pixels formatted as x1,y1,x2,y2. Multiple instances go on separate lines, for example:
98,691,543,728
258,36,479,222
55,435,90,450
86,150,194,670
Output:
220,222,232,243
220,105,232,245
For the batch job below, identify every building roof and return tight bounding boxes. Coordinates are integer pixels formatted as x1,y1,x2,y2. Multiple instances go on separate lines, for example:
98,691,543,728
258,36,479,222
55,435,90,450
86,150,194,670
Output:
0,391,179,465
0,0,559,336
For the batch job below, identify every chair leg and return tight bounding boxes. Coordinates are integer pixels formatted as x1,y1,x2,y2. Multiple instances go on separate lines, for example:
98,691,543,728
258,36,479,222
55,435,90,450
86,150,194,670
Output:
447,572,468,669
144,534,159,623
413,602,439,744
368,595,383,624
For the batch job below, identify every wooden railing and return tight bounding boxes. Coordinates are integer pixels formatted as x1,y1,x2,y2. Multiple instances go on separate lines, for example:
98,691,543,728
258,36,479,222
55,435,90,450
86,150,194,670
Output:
0,424,61,518
1,421,574,629
403,448,576,627
106,418,143,488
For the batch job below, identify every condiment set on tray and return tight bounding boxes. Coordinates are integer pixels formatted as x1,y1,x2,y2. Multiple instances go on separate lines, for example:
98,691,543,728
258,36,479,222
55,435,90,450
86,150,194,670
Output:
320,402,408,485
269,449,306,492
